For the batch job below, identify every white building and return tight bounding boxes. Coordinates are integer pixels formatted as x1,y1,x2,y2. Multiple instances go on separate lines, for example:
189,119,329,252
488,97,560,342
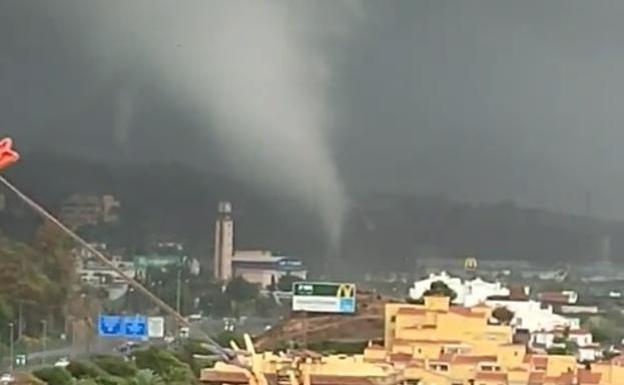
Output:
408,271,510,307
231,250,307,288
485,298,580,333
77,248,135,301
569,329,593,347
214,201,234,282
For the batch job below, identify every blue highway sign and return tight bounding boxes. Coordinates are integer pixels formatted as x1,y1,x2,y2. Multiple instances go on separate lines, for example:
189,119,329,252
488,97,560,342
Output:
123,315,148,339
98,315,123,337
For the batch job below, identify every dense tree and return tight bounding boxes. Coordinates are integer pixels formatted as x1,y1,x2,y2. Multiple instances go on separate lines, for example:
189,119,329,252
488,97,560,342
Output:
492,307,515,325
277,274,300,292
423,281,457,301
33,367,74,385
225,277,259,303
135,370,166,385
133,347,196,385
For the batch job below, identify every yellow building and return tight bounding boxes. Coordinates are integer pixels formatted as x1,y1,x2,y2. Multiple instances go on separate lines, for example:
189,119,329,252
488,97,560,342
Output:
201,296,623,385
201,351,404,385
366,295,610,385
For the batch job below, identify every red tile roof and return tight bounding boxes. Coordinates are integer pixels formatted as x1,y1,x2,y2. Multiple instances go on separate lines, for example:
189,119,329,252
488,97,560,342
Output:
403,324,436,330
525,355,548,369
544,371,574,385
201,371,249,384
449,307,484,318
453,355,497,364
539,292,571,304
528,372,544,384
475,371,507,381
577,369,601,384
431,353,454,363
310,375,378,385
393,338,462,345
397,308,426,316
611,355,624,366
389,353,413,362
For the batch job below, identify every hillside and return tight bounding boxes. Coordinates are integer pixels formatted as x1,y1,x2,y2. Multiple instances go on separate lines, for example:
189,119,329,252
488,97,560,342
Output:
1,152,622,275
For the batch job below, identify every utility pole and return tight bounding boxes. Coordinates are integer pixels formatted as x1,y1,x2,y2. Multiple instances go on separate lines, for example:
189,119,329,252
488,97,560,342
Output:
176,267,182,315
41,320,47,365
17,302,23,341
8,322,14,372
176,256,187,316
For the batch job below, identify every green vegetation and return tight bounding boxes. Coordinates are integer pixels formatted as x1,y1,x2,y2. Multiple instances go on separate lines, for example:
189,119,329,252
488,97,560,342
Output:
0,222,76,353
133,347,197,385
408,280,458,304
33,347,198,385
492,306,515,325
66,360,108,379
546,341,577,356
425,281,458,301
585,316,618,343
277,274,300,292
91,355,137,378
214,331,245,348
32,367,74,385
307,340,368,354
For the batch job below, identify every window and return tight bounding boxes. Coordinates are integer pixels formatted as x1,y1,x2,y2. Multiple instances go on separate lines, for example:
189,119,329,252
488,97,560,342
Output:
391,316,396,323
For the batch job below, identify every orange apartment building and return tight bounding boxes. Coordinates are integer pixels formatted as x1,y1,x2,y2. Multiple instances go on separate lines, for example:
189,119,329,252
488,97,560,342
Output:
201,296,624,385
363,295,622,384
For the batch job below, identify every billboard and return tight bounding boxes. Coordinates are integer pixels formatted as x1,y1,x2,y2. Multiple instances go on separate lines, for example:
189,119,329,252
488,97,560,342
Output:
292,282,356,314
147,317,165,338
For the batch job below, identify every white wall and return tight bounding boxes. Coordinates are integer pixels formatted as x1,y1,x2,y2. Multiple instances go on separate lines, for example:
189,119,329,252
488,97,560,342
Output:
486,299,580,332
409,271,509,306
532,332,555,348
569,333,593,347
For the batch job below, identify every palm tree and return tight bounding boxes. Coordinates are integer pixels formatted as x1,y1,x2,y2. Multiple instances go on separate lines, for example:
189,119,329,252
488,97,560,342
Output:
135,369,166,385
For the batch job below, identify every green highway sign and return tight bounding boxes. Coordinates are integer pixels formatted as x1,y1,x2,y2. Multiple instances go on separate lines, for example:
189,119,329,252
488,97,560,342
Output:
134,255,183,269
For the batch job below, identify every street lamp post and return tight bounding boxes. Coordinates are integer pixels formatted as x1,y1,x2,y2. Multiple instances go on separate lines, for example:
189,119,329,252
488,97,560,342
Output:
8,322,14,372
175,256,188,315
41,320,47,365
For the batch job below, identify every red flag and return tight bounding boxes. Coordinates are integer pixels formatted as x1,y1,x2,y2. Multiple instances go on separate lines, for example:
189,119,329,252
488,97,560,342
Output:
0,138,19,171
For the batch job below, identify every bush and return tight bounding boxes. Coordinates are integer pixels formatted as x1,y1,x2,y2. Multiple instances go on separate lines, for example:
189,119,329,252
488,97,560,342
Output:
32,367,74,385
94,376,129,385
134,370,165,385
67,360,108,379
92,355,137,378
307,340,367,354
214,331,245,348
133,347,196,384
75,380,99,385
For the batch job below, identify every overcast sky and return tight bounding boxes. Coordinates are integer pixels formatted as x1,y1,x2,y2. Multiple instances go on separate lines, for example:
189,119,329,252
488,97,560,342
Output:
2,0,624,223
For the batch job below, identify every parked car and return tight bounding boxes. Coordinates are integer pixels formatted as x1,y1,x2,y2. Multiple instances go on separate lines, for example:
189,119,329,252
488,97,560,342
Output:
116,341,141,354
0,373,15,384
54,357,70,368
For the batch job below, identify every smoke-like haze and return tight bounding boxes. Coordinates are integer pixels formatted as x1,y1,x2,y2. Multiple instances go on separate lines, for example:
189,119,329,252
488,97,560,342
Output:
7,0,624,224
37,0,363,245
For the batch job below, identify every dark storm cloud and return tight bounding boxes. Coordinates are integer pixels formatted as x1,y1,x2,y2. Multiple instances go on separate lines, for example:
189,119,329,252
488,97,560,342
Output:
2,0,624,224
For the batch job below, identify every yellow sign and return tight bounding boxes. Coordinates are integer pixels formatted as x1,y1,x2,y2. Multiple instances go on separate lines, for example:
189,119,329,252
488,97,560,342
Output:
337,283,355,298
464,257,478,271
